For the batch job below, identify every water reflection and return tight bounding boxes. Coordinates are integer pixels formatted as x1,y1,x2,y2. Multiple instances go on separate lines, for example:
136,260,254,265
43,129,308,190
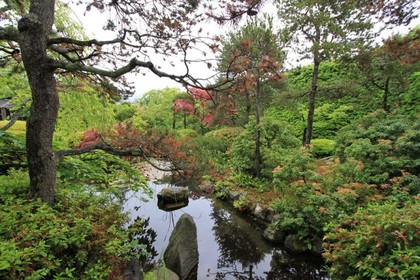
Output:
124,181,329,279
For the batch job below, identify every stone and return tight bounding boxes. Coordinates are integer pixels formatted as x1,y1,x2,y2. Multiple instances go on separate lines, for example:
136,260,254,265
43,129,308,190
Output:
157,187,189,203
158,200,189,211
197,183,214,194
164,214,199,280
145,266,180,280
253,203,275,221
284,234,307,253
123,257,143,280
263,227,285,243
228,190,241,201
310,237,324,255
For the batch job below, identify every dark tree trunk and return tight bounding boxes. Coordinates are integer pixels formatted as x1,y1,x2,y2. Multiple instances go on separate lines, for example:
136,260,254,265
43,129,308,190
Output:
18,0,58,205
245,92,252,124
382,77,390,112
305,56,320,146
254,80,262,177
172,110,176,129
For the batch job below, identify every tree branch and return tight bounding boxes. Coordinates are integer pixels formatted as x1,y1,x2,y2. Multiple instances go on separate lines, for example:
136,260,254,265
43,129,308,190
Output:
55,137,177,172
49,57,203,87
47,31,127,47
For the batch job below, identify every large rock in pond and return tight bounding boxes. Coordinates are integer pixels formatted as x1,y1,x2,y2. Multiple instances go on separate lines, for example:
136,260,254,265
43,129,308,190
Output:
164,214,199,280
284,234,307,253
263,226,285,243
157,187,189,211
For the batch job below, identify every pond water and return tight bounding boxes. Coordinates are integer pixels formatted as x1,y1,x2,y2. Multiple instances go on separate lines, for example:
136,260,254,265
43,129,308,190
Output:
123,180,330,280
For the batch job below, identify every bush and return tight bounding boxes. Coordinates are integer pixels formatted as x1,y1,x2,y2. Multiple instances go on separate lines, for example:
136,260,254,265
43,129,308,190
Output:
335,111,419,185
0,131,26,175
205,127,244,152
229,116,300,179
309,138,336,158
0,167,152,280
324,201,420,279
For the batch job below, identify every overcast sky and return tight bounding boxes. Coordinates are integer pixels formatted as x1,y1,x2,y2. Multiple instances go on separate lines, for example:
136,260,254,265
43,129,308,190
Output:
69,2,419,102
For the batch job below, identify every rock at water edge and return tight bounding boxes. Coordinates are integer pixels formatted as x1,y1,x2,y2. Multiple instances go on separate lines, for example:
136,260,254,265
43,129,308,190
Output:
163,213,199,280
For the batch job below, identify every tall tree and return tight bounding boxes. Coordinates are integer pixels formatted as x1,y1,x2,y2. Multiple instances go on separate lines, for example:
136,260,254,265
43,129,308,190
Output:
0,0,260,204
218,17,284,176
356,28,420,112
276,0,373,145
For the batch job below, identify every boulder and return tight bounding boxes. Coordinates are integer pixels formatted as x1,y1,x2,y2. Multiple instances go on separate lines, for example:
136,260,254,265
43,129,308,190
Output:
310,237,324,255
144,266,179,280
263,227,285,243
123,257,143,280
228,190,241,201
197,183,214,194
157,187,189,203
253,203,275,222
284,234,307,253
164,214,199,280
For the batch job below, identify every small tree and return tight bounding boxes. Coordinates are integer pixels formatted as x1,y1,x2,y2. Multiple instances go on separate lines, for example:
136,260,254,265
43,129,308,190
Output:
356,28,420,112
218,17,284,176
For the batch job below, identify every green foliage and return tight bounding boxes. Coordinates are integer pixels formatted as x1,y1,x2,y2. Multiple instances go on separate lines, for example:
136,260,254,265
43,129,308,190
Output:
0,187,144,280
398,71,420,115
176,128,198,139
0,120,26,136
229,115,300,179
230,172,269,192
233,194,251,211
0,169,29,199
272,149,318,192
310,138,336,158
335,111,419,185
57,151,148,196
313,103,355,139
137,88,188,130
263,107,304,139
55,88,116,148
205,126,244,152
0,130,26,174
324,201,420,279
114,102,137,122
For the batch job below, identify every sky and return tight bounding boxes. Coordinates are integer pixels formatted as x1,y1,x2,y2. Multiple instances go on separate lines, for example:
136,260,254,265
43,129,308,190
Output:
69,2,419,102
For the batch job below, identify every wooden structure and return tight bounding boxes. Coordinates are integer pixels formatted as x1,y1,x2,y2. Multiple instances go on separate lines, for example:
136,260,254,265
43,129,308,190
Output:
0,99,13,120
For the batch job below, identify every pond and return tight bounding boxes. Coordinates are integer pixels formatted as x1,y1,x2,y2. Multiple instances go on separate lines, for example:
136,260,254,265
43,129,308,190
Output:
123,180,330,280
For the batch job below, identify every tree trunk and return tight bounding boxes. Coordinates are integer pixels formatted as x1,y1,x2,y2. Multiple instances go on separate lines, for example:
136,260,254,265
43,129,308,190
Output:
19,0,58,205
382,77,390,112
172,110,176,129
254,79,262,177
305,56,320,146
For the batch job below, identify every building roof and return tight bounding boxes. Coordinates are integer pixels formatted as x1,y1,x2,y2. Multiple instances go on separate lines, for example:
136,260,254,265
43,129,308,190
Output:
0,99,14,109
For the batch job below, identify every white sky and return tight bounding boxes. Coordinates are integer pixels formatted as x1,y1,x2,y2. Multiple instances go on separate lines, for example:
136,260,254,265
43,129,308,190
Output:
69,2,419,102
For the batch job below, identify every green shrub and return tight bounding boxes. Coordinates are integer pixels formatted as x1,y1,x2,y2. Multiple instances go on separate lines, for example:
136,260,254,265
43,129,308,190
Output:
309,138,336,158
271,182,336,245
0,169,29,199
0,190,144,280
0,131,26,175
176,128,198,139
205,127,244,152
229,116,300,179
324,201,420,279
335,111,419,185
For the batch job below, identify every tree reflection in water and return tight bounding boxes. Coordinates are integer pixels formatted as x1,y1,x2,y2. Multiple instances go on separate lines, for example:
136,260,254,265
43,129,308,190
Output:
209,200,329,280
